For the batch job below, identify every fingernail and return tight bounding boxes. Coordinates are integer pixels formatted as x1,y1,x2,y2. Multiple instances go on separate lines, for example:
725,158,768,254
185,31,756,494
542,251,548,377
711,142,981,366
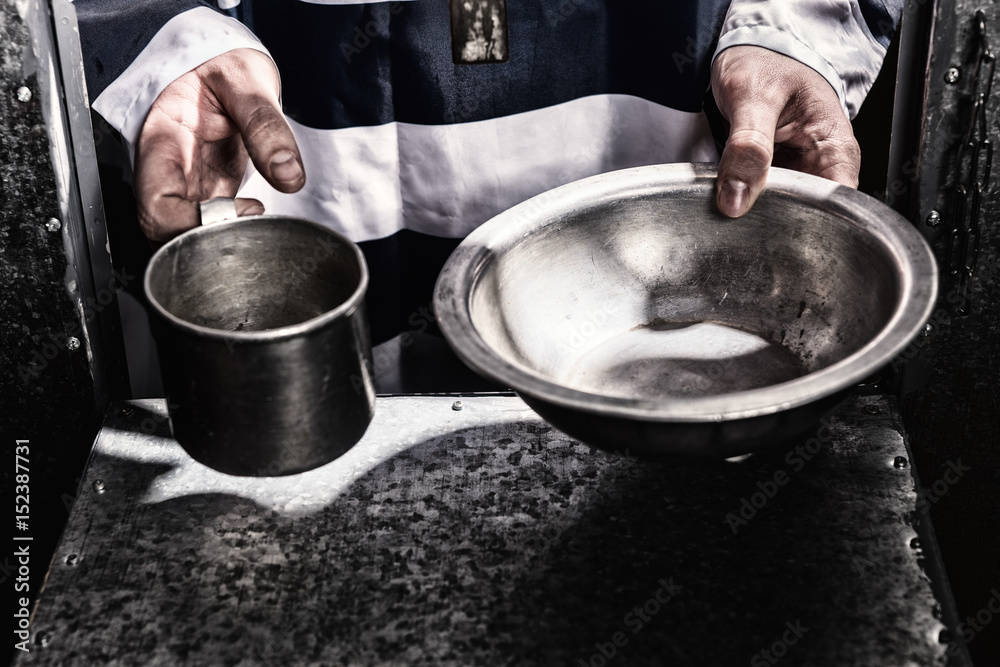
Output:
270,150,302,184
242,202,265,216
720,180,749,217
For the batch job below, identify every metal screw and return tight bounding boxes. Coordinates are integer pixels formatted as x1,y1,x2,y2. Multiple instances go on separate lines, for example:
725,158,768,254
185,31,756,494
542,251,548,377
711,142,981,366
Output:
16,86,31,103
92,479,106,493
66,337,80,351
863,404,880,415
65,553,79,566
45,218,61,232
945,67,961,84
925,210,941,227
35,631,51,647
119,406,134,417
893,456,909,469
452,400,464,411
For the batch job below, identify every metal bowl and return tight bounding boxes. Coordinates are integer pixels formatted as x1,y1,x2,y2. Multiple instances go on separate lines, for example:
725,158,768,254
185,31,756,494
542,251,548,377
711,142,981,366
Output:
434,164,938,458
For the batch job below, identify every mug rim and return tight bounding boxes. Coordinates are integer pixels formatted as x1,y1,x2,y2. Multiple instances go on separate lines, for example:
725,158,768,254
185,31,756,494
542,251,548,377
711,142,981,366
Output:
144,215,369,343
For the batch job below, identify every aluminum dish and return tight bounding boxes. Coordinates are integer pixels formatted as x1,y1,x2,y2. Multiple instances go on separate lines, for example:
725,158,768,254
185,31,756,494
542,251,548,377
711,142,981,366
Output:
434,163,938,458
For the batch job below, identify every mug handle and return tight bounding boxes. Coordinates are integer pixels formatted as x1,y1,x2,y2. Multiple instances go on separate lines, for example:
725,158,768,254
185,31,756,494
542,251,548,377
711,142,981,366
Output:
199,197,239,225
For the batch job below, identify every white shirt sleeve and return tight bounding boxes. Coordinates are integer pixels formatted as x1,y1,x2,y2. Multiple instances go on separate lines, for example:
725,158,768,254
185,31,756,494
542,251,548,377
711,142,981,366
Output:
713,0,891,119
92,6,272,154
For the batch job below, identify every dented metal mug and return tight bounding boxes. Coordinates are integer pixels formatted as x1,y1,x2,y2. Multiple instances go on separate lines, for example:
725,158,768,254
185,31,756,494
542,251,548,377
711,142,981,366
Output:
144,204,375,476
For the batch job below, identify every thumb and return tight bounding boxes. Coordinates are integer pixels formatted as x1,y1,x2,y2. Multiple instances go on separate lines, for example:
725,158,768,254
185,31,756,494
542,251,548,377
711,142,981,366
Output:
207,49,306,193
716,105,779,218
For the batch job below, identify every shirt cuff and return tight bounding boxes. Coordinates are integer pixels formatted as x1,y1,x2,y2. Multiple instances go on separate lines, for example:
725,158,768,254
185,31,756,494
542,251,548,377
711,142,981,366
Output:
713,0,890,119
92,6,272,152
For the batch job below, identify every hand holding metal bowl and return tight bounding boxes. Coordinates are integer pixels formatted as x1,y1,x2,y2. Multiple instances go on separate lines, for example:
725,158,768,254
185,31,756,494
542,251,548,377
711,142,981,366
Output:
434,164,938,458
144,207,375,476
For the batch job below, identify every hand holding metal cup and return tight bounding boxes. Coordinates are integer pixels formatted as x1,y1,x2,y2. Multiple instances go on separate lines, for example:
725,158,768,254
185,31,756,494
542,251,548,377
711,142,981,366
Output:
143,199,375,476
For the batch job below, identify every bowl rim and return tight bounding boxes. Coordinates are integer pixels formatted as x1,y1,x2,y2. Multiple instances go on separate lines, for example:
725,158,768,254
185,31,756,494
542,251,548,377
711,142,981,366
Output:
144,215,369,342
433,163,938,422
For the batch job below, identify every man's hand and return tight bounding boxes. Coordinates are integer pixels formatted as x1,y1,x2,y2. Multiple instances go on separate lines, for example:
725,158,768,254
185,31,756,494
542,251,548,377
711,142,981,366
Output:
133,48,305,243
711,46,861,218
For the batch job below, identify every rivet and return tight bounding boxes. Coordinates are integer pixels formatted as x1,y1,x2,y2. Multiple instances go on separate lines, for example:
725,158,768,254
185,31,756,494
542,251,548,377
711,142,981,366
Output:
863,404,880,415
945,67,961,84
65,553,79,566
66,337,80,351
452,400,464,411
910,537,921,549
92,479,106,493
16,86,31,103
45,218,61,232
925,210,941,227
894,456,909,469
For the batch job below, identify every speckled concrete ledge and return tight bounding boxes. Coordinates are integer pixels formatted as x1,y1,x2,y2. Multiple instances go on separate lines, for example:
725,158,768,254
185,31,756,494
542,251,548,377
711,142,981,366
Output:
18,395,956,666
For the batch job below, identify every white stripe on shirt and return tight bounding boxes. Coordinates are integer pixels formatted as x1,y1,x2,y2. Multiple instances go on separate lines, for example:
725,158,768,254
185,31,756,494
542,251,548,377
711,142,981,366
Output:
238,93,719,242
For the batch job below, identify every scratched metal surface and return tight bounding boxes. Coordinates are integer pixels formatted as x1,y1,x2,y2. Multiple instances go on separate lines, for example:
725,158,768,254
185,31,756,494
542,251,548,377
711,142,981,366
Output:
18,395,951,666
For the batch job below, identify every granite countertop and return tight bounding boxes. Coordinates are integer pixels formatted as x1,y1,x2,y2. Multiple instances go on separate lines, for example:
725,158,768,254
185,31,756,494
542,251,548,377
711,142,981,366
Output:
17,394,958,666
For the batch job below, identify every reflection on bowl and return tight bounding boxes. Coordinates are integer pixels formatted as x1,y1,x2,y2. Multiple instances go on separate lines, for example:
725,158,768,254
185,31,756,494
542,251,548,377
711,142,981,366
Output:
434,164,937,458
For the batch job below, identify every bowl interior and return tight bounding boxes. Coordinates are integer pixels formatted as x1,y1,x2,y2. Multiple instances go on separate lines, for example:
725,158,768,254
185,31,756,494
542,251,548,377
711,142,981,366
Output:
468,187,901,401
147,217,363,333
